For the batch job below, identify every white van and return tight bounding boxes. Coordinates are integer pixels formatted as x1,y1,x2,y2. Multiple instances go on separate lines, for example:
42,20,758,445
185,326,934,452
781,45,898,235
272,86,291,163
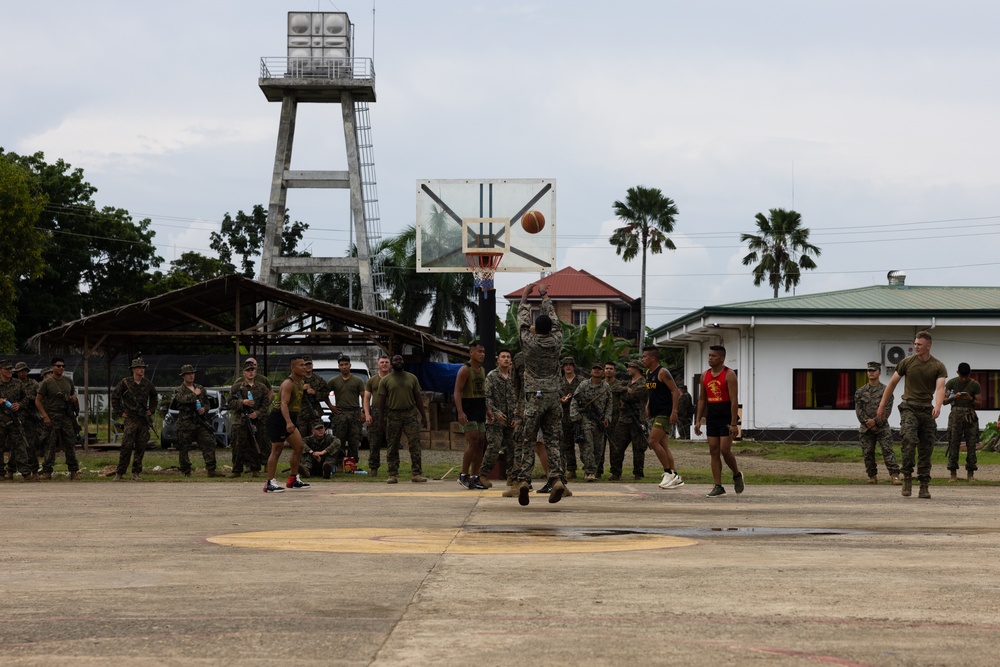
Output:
310,357,371,449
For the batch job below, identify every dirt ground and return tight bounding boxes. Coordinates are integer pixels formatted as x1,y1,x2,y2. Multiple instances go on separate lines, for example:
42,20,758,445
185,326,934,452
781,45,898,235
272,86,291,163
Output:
2,452,998,667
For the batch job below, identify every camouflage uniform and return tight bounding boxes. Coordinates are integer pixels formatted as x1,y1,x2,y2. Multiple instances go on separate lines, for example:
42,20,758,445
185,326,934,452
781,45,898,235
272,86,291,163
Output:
296,372,328,435
854,381,899,479
37,374,80,476
327,373,366,462
227,376,271,475
480,366,518,479
514,298,565,483
365,373,387,471
558,372,582,473
570,379,612,476
600,376,624,476
610,373,648,478
0,371,34,479
945,377,980,475
895,354,947,484
111,370,159,476
173,382,219,475
675,390,694,439
302,431,341,478
377,371,424,477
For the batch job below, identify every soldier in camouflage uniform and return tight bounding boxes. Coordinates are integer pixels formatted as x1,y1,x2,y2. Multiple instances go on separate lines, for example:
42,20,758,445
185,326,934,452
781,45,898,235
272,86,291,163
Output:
600,361,623,477
570,363,613,482
855,361,900,485
13,362,42,474
675,385,694,440
376,355,427,483
227,360,271,478
609,360,649,480
1,360,37,481
480,349,518,484
301,421,342,478
327,355,366,463
173,364,223,477
36,357,80,480
877,331,947,499
506,282,568,505
363,355,391,477
110,358,159,481
558,357,582,478
297,356,331,437
943,362,980,482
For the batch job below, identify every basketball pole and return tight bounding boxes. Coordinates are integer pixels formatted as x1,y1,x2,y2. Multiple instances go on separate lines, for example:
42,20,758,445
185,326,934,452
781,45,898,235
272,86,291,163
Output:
479,286,497,374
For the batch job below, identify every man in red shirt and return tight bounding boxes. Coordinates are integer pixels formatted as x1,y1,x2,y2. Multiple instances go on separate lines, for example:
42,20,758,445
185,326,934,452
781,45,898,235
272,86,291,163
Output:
694,345,744,497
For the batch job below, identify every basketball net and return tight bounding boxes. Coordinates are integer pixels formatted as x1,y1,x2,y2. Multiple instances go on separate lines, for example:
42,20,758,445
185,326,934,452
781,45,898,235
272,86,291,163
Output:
465,251,504,292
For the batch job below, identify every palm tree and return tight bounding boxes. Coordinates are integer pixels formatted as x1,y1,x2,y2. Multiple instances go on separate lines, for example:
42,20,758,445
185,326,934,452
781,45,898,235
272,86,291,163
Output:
610,186,678,341
740,208,821,298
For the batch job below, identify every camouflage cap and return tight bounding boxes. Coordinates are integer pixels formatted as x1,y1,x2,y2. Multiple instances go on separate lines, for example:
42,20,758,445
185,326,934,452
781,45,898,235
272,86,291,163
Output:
866,361,881,372
130,358,147,369
13,361,29,372
242,360,256,371
591,362,604,371
41,368,54,377
0,360,12,369
311,420,326,430
626,360,643,370
560,356,576,367
179,364,196,376
301,354,313,363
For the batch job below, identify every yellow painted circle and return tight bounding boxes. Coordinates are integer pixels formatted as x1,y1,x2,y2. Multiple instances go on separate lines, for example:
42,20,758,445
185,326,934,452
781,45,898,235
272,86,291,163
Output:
208,527,696,554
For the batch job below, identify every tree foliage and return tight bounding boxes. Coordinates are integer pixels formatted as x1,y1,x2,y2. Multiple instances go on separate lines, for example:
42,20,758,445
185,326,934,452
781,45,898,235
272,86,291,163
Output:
740,208,821,298
2,149,162,344
209,204,309,278
610,185,678,342
0,155,47,330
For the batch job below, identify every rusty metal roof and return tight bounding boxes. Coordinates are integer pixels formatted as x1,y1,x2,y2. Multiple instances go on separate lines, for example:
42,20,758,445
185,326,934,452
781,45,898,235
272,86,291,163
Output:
27,275,467,359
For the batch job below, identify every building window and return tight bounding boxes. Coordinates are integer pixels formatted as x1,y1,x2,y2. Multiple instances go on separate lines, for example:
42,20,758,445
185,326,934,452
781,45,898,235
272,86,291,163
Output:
793,369,867,410
572,309,596,326
970,371,1000,409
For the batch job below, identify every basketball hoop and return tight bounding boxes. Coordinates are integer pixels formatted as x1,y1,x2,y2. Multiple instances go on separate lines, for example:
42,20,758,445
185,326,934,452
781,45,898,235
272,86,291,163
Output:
465,251,504,291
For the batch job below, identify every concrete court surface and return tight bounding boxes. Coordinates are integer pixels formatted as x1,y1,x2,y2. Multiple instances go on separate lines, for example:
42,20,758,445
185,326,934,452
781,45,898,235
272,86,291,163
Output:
2,479,999,667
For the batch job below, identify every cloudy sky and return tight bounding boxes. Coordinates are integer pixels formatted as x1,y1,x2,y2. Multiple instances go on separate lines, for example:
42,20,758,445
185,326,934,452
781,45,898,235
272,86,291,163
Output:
4,0,999,328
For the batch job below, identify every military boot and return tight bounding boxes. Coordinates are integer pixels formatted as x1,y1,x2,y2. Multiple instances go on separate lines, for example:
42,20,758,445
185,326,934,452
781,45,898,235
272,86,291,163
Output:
949,471,958,482
901,475,912,497
967,472,976,482
918,481,931,499
867,476,878,484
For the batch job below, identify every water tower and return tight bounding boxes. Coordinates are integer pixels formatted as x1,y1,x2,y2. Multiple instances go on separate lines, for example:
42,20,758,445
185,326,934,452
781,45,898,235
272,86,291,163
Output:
257,11,385,316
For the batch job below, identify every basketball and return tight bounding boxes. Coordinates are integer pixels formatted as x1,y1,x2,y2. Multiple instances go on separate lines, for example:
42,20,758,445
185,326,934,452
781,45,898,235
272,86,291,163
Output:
521,210,545,234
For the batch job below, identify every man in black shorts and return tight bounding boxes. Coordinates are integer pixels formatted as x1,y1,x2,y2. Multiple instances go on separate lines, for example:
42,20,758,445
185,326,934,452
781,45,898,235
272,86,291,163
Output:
694,345,744,497
263,356,311,493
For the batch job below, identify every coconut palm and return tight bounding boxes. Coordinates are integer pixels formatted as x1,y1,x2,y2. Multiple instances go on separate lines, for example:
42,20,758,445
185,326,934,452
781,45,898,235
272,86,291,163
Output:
610,186,678,341
740,208,821,298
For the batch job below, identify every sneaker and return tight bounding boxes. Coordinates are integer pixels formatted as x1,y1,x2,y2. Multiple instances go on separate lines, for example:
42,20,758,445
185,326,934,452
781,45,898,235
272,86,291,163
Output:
411,475,428,483
458,473,471,489
658,471,677,489
469,476,488,490
537,481,553,494
670,474,685,488
548,479,566,504
264,480,285,493
286,475,311,489
734,471,745,494
518,481,530,506
386,475,398,484
707,485,727,497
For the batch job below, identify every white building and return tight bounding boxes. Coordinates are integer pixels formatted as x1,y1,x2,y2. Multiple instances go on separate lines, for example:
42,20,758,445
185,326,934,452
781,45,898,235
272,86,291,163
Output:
651,273,1000,441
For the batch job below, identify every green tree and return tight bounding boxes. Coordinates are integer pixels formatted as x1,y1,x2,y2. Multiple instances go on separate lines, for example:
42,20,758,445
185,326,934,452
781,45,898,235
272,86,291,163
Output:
560,313,633,369
2,149,162,343
610,186,678,341
0,155,47,337
740,208,821,298
146,251,230,295
209,204,309,278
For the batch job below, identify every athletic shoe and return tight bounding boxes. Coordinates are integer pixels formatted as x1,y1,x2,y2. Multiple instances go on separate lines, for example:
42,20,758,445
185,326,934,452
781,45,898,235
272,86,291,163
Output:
264,480,285,493
537,480,553,494
469,476,488,490
658,471,677,489
668,474,685,488
518,481,530,506
734,471,745,495
286,475,311,489
707,484,726,497
458,473,471,489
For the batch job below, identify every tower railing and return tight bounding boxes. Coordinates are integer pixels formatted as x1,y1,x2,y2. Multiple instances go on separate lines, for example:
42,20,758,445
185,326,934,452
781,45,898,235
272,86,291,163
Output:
260,57,375,82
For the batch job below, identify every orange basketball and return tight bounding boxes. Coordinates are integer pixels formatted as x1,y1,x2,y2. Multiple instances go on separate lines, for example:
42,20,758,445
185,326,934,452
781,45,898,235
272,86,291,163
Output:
521,210,545,234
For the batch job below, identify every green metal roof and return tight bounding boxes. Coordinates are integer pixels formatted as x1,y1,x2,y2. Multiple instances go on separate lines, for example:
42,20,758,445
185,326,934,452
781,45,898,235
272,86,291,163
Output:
653,285,1000,335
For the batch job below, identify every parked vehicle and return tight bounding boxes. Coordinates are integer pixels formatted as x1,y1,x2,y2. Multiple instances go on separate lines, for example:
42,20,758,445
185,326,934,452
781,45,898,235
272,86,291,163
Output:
311,358,371,448
159,389,229,449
